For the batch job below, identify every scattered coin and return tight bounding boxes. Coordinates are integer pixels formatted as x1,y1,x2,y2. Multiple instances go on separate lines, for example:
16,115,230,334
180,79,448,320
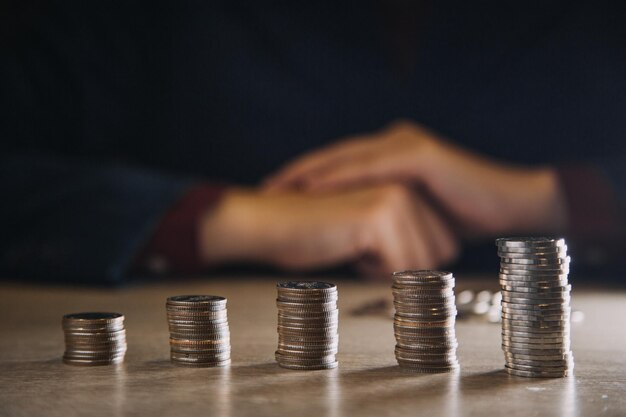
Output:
166,295,231,367
62,312,127,366
496,237,574,378
391,270,459,372
275,281,338,370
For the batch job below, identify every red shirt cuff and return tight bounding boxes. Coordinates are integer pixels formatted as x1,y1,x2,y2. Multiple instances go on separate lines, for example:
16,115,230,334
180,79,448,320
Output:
133,184,225,275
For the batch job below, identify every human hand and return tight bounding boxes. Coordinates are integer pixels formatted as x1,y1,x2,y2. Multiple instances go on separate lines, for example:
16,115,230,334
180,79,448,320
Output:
264,120,568,237
199,184,459,277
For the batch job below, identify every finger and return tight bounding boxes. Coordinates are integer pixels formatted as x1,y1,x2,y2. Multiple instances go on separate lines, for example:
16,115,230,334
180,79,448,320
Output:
412,196,459,266
378,209,431,273
401,197,438,269
264,136,378,190
303,153,401,192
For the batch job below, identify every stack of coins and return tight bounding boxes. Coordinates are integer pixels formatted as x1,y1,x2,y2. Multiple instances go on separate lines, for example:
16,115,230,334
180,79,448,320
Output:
392,270,459,372
497,237,574,378
276,281,339,370
62,312,127,366
166,295,231,367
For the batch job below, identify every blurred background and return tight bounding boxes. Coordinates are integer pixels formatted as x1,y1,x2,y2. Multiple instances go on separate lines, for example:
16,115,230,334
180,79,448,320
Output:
1,0,625,285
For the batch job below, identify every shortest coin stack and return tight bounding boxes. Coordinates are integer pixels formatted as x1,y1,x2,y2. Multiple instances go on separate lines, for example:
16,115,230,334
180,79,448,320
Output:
276,281,339,370
62,312,127,366
497,237,574,378
166,295,231,367
392,270,459,372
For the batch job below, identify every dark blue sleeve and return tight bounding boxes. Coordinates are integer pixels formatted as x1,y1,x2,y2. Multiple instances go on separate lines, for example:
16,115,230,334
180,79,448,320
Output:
600,158,626,206
0,152,193,285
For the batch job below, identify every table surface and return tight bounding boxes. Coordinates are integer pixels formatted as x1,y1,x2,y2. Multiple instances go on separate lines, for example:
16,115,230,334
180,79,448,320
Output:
0,276,625,417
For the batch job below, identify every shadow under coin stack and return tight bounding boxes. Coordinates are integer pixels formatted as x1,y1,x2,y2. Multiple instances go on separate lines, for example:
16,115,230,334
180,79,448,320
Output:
62,312,127,366
276,281,339,370
392,270,460,372
166,295,231,367
497,237,573,378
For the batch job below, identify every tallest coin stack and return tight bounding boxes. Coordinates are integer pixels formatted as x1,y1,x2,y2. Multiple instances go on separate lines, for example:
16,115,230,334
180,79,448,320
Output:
497,237,574,378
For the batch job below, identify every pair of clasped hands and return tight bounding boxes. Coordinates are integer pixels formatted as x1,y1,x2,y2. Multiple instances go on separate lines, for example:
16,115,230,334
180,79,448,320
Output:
202,120,567,276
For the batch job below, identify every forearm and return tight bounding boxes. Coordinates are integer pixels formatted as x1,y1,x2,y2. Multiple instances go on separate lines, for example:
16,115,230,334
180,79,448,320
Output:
418,141,568,236
198,188,267,265
198,188,365,268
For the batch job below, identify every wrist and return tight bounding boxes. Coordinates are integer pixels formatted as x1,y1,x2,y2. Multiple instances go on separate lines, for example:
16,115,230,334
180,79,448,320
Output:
198,188,264,265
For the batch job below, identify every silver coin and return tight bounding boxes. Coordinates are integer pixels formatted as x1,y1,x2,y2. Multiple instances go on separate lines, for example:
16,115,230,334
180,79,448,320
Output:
503,352,572,361
502,339,571,350
396,360,460,368
395,341,458,352
501,259,570,268
504,362,571,373
499,256,569,266
276,296,338,303
505,365,572,378
275,351,337,363
63,312,124,323
393,270,453,280
394,331,457,338
497,244,568,255
394,353,458,363
277,361,339,370
499,274,569,282
497,248,567,258
166,313,229,322
396,352,458,360
62,322,125,331
170,358,232,366
499,273,569,282
167,321,229,329
393,299,456,307
504,334,567,344
502,344,572,354
169,338,230,347
502,317,569,327
394,309,457,318
501,305,571,315
500,300,570,310
394,307,457,315
167,295,226,305
501,313,571,323
392,282,455,291
166,306,226,314
500,284,571,293
496,237,565,248
503,355,571,365
62,355,125,363
277,319,338,328
502,329,570,338
500,267,570,276
277,341,339,350
500,289,570,299
501,326,571,336
501,294,570,303
278,281,337,291
500,265,570,275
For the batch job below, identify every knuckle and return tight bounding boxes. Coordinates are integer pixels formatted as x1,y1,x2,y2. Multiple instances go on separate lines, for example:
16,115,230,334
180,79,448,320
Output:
366,184,413,221
379,183,413,204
